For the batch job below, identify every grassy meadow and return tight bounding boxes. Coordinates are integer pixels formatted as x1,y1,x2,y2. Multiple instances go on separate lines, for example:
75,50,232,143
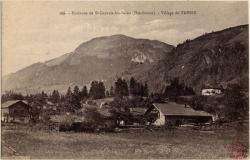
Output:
2,123,249,159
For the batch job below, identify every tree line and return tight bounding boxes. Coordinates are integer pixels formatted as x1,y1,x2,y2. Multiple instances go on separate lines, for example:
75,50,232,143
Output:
2,77,248,123
2,77,196,113
2,77,196,104
164,78,195,98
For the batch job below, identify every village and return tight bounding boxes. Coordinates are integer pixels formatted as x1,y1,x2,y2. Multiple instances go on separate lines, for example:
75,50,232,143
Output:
1,97,214,132
2,78,248,158
1,76,249,158
1,77,231,131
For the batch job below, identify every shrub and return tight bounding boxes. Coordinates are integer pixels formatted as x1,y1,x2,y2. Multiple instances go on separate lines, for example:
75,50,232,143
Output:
189,95,207,110
221,84,248,121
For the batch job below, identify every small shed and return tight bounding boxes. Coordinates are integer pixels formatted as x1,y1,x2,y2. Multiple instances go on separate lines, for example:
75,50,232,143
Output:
145,102,213,126
1,100,30,123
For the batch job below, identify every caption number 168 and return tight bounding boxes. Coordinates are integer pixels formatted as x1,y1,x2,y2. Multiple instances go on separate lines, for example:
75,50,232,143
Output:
59,11,66,15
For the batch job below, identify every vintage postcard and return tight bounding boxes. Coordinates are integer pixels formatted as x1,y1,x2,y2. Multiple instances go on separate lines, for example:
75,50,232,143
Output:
1,1,249,159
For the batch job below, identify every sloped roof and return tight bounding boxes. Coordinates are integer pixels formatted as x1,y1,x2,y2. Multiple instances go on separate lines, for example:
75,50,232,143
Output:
50,114,86,123
153,102,212,117
202,83,223,90
92,97,114,107
2,100,29,109
130,108,147,115
46,101,55,105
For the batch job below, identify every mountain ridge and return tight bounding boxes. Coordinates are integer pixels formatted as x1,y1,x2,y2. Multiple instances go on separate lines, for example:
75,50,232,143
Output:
138,24,248,93
2,25,248,94
2,34,174,94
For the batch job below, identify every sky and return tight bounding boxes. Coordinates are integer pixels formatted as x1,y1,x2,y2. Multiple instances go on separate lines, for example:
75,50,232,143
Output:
2,1,248,75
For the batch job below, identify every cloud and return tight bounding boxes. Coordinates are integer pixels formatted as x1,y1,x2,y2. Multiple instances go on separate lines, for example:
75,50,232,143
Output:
144,19,186,30
137,28,206,45
2,14,205,76
3,1,247,75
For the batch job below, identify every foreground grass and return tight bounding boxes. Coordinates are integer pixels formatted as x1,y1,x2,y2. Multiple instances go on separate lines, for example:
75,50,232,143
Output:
2,124,249,159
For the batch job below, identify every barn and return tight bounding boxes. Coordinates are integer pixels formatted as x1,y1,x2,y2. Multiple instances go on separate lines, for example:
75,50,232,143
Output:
1,100,30,123
145,102,213,126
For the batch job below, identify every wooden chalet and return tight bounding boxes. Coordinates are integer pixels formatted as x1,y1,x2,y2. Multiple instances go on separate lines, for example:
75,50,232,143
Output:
145,102,213,126
1,100,30,123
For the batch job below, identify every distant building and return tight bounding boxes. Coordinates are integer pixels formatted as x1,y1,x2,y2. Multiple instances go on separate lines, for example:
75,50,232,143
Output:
201,84,223,96
201,88,222,96
83,97,114,108
50,104,117,132
1,100,30,123
145,102,213,126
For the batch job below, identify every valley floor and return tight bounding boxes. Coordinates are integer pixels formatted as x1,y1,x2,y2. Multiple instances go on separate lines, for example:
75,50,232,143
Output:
1,123,249,159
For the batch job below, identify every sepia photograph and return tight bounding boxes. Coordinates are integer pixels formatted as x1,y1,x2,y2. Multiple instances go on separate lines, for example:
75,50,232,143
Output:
1,1,249,159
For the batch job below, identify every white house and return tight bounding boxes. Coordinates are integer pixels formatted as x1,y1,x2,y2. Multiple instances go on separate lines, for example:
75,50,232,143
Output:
201,88,222,96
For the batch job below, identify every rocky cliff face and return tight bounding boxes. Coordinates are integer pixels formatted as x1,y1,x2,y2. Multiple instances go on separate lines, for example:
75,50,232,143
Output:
139,25,248,93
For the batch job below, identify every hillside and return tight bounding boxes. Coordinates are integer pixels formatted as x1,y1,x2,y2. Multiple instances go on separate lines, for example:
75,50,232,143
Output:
2,25,248,94
2,35,173,94
140,25,249,93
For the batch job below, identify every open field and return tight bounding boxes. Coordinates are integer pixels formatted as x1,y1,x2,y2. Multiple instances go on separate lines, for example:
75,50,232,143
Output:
2,123,249,159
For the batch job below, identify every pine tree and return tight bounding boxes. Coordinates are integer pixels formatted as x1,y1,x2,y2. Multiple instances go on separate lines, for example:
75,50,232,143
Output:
51,90,60,103
41,91,48,99
89,81,106,99
129,77,136,96
143,82,149,97
122,79,129,96
134,81,141,96
110,86,115,97
115,78,129,97
115,78,122,96
73,86,80,97
89,81,98,99
66,87,73,99
72,85,81,110
98,81,106,99
106,90,110,97
65,87,74,112
139,83,144,96
81,86,88,99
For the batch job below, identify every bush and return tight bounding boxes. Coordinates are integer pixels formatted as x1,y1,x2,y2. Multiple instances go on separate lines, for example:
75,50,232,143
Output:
70,122,99,132
164,78,195,98
189,95,207,110
110,96,152,112
221,84,248,121
58,115,75,131
149,93,165,103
